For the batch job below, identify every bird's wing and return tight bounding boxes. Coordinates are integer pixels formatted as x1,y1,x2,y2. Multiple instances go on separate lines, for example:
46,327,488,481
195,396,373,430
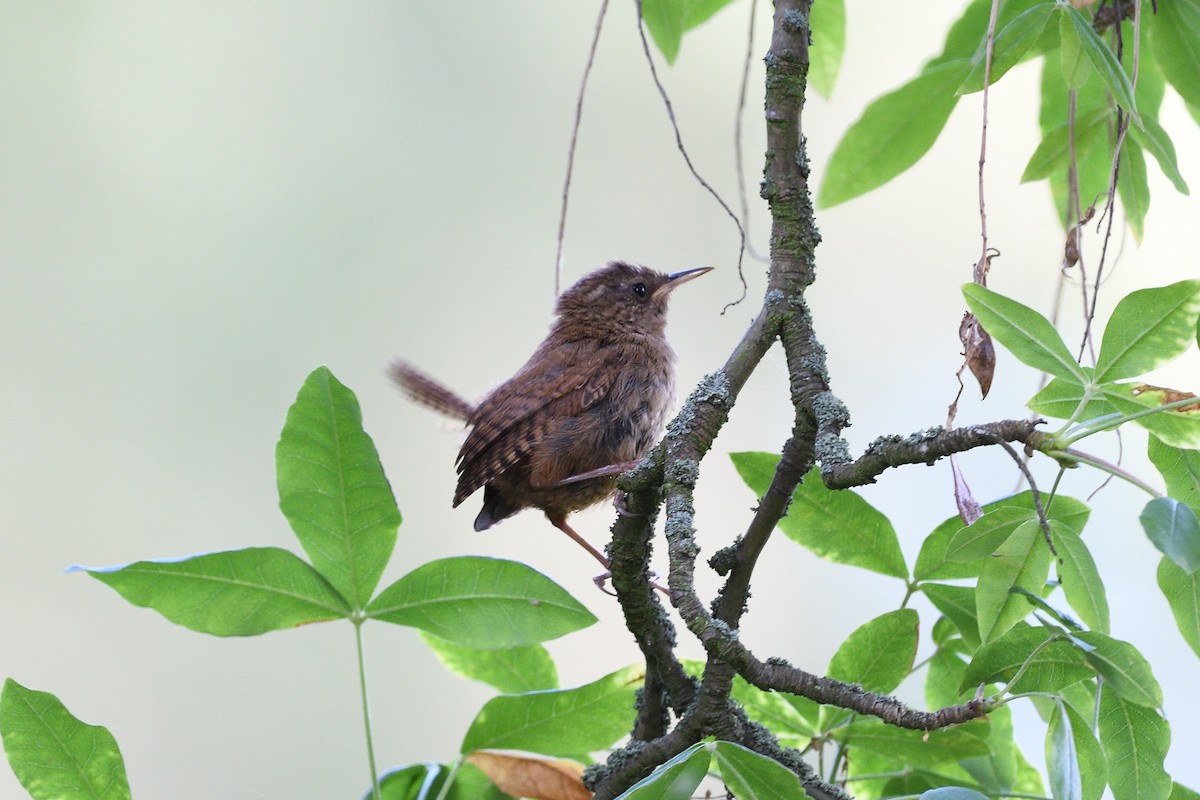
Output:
453,340,618,505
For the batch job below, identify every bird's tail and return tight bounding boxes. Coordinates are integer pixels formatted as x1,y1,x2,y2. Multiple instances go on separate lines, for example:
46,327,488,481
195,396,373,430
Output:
389,360,475,422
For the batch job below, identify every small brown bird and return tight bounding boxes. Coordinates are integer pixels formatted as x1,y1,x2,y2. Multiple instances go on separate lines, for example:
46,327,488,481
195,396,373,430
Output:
391,260,711,569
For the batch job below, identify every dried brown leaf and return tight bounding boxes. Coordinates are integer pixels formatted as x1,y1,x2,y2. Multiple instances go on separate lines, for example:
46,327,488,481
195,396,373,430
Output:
960,312,996,398
466,749,591,800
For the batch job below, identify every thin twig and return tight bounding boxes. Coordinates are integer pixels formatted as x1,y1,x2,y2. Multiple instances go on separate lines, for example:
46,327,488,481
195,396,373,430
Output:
634,0,748,311
734,0,769,264
554,0,610,297
973,0,1001,286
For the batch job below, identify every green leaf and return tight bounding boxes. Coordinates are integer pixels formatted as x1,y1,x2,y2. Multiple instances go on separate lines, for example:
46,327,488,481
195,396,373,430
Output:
1059,10,1092,89
1062,5,1140,125
827,608,919,693
0,680,131,800
958,2,1057,94
839,719,992,763
924,583,982,650
1148,435,1200,513
1151,0,1200,109
73,547,349,636
915,492,1090,581
1028,375,1115,419
976,520,1054,643
961,626,1092,694
731,456,908,578
420,633,558,694
926,647,970,710
1140,497,1200,573
640,0,686,63
1021,107,1110,183
731,677,817,743
378,762,506,800
615,742,710,800
1095,280,1200,382
1098,689,1171,800
962,284,1086,382
1047,702,1083,800
1100,383,1200,449
368,556,596,648
1062,701,1108,800
1051,523,1109,633
808,0,846,98
1173,784,1200,800
947,506,1036,562
1157,556,1200,659
1129,115,1191,195
461,665,642,757
276,366,400,608
1117,137,1149,242
712,741,808,799
921,788,991,800
818,60,970,208
1075,631,1163,708
639,0,732,64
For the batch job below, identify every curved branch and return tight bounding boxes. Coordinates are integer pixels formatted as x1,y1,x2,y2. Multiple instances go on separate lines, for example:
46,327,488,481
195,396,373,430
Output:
820,420,1046,489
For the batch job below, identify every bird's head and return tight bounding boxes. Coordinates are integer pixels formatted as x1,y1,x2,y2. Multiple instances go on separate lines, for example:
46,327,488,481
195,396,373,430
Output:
554,261,712,336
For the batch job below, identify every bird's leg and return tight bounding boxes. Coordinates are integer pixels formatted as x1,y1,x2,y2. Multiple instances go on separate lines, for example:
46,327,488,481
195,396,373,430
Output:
546,512,610,569
546,512,669,598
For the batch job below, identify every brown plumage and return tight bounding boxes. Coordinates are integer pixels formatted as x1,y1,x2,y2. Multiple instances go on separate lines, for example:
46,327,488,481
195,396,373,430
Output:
390,260,711,568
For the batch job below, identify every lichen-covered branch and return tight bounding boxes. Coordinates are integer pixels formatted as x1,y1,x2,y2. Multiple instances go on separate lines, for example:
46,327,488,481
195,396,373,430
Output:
820,419,1046,489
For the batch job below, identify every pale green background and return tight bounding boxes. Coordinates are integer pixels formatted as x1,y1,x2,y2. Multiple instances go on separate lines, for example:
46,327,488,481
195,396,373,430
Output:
2,3,1197,798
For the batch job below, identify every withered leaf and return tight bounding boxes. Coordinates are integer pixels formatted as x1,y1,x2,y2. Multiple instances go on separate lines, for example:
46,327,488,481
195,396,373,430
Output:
1131,384,1200,413
466,749,591,800
960,311,996,398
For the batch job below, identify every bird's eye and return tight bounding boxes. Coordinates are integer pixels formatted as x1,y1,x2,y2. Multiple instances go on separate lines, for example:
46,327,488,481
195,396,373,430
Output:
631,282,648,299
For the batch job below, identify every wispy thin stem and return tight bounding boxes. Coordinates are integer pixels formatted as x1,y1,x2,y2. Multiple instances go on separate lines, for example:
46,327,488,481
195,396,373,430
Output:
634,0,748,311
554,0,610,297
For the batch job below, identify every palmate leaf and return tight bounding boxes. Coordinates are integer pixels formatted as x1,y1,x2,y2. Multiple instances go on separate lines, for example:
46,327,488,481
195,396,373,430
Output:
1117,138,1149,242
1151,0,1200,110
962,284,1086,382
1046,702,1083,800
808,0,846,98
1158,556,1200,659
367,556,596,649
615,742,710,800
960,626,1093,695
377,762,506,800
731,454,907,578
1148,435,1200,513
73,547,350,636
461,665,642,757
1095,280,1200,382
1100,383,1200,449
819,609,919,731
640,0,736,64
1050,523,1110,633
0,680,131,800
818,59,970,208
1098,690,1171,800
420,633,559,694
957,2,1057,94
1075,631,1163,709
712,741,809,799
1061,4,1140,126
1129,114,1191,195
276,366,400,609
1140,497,1200,573
976,520,1054,643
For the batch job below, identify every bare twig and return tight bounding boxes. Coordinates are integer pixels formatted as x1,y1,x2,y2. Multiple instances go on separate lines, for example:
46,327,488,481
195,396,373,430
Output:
735,0,769,264
554,0,610,297
634,0,749,311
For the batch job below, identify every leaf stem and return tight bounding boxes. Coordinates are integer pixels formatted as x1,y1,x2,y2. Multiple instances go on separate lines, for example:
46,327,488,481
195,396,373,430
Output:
354,619,381,800
1049,447,1162,497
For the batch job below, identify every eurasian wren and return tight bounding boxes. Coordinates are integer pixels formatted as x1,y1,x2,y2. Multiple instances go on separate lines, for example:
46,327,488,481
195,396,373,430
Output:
390,260,711,569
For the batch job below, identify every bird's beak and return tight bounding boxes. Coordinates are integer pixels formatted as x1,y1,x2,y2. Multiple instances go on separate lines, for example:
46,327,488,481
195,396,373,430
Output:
654,266,714,298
